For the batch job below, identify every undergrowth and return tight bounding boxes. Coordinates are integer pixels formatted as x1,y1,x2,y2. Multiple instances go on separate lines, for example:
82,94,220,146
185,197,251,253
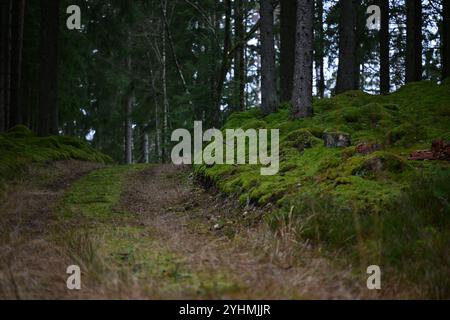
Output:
195,80,450,298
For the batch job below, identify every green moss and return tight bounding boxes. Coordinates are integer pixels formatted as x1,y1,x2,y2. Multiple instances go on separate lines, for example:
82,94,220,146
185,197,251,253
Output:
282,129,323,152
0,126,112,182
195,81,450,298
196,81,450,211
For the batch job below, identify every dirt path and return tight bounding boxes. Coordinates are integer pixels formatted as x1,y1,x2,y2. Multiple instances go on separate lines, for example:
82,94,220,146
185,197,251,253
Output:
0,162,375,299
116,165,369,299
0,161,103,299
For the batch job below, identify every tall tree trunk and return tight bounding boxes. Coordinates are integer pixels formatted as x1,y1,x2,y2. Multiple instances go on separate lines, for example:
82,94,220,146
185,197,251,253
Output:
214,0,231,125
150,68,162,163
124,94,133,164
405,0,422,83
0,0,10,131
9,0,25,127
162,0,169,162
38,0,59,136
143,132,149,164
379,0,390,94
2,0,13,131
260,0,278,115
314,0,325,98
443,0,450,80
292,0,314,118
354,3,364,90
125,92,134,164
280,0,297,102
336,0,357,94
234,0,246,112
125,33,133,165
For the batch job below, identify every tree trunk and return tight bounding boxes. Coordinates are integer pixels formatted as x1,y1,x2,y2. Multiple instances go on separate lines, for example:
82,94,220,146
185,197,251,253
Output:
150,68,162,163
314,0,325,98
162,0,169,162
1,0,13,131
405,0,422,83
0,0,10,131
233,0,246,112
280,0,297,102
443,1,450,80
38,0,59,136
124,93,133,165
9,0,25,127
125,34,133,165
143,132,149,164
292,0,314,118
260,0,278,115
336,0,357,94
213,0,231,125
379,0,390,94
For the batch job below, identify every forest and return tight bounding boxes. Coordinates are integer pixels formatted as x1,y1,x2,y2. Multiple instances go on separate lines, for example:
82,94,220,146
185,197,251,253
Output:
0,0,449,300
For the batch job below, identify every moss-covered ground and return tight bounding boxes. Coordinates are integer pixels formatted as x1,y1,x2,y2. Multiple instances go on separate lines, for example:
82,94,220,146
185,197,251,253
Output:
195,81,450,298
0,125,112,184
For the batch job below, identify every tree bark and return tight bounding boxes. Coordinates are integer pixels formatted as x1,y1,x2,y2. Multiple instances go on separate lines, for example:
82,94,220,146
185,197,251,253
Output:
405,0,422,83
213,0,232,125
9,0,25,127
336,0,357,94
162,0,169,161
124,93,133,165
124,31,134,165
233,0,246,112
260,0,278,115
0,0,10,131
143,132,149,164
280,0,297,102
314,0,325,98
443,0,450,80
292,0,314,118
38,0,60,136
1,0,13,131
150,68,162,163
379,0,390,94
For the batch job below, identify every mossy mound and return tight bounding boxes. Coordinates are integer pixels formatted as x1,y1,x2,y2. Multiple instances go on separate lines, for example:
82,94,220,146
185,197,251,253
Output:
195,81,450,209
195,81,450,298
0,125,112,181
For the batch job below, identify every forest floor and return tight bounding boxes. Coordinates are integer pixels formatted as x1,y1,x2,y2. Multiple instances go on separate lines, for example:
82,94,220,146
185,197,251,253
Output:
0,160,396,299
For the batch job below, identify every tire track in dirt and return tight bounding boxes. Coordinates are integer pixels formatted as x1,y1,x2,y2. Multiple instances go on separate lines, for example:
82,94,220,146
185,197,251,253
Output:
119,164,371,299
0,161,103,299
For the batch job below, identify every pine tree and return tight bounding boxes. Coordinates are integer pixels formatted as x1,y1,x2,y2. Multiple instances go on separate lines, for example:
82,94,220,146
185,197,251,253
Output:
405,0,422,83
260,0,278,115
336,0,357,94
292,0,314,118
379,0,390,94
38,0,60,136
280,0,297,102
443,0,450,80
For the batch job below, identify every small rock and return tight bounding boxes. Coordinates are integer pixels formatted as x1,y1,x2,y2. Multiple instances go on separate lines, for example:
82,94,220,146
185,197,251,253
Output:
323,132,351,148
356,142,381,155
213,224,222,230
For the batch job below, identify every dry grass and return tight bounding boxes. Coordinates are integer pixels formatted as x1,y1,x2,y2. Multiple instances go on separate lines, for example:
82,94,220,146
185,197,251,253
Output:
0,161,103,299
0,163,396,299
115,165,378,299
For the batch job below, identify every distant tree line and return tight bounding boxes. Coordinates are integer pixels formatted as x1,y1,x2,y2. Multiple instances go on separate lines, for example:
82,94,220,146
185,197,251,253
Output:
0,0,448,163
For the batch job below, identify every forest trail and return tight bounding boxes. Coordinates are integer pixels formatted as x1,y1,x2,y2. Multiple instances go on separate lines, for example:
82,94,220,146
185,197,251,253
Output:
0,161,376,299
